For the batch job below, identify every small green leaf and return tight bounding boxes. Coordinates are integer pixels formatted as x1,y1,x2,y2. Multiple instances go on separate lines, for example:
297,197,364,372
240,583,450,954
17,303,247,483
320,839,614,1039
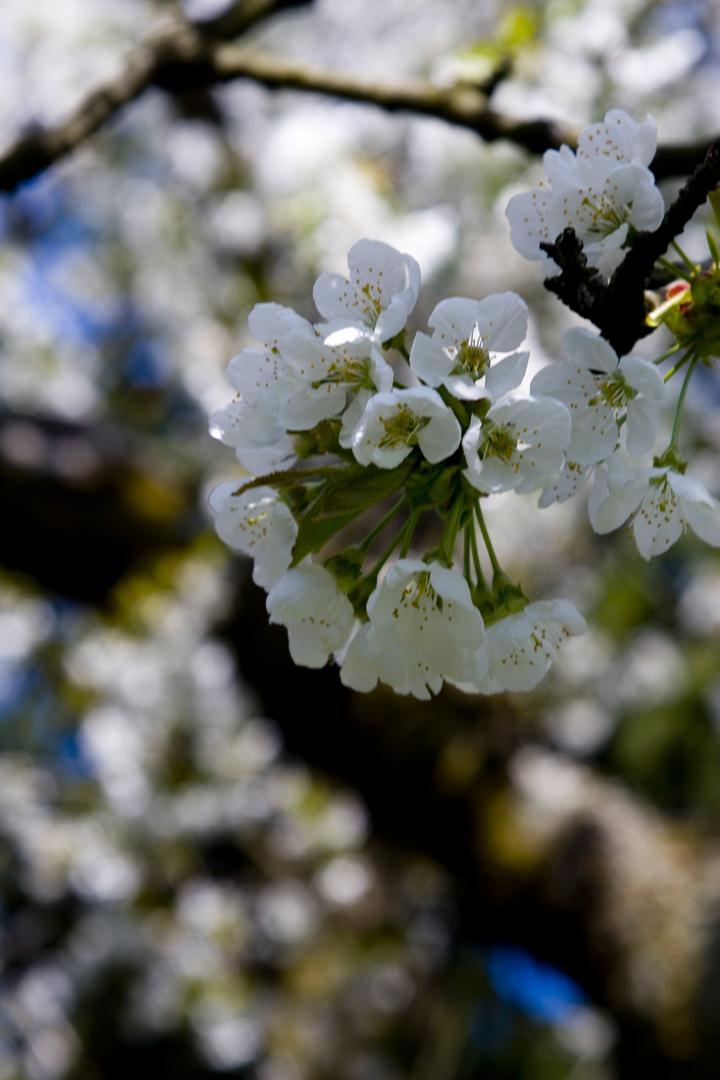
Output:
315,460,414,515
709,188,720,232
292,511,367,564
406,463,460,512
291,460,414,565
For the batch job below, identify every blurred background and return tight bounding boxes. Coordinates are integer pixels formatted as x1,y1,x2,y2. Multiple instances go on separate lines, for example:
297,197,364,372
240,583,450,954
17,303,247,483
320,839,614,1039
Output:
1,1,720,1077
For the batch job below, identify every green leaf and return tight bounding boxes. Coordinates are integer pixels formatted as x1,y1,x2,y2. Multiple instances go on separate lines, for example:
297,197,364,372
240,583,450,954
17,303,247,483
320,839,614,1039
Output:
405,462,460,512
291,460,414,565
292,510,368,564
316,460,414,514
709,189,720,232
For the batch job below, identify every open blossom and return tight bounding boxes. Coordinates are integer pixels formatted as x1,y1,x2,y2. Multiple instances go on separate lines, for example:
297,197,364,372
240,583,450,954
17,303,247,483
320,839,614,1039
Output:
538,459,593,506
225,302,313,406
346,560,484,698
337,622,444,700
209,301,315,473
209,481,298,590
589,462,720,559
279,327,394,430
506,110,664,274
408,293,529,401
531,327,664,464
462,393,570,494
266,562,355,668
344,386,461,469
209,395,296,475
313,239,420,344
461,600,587,694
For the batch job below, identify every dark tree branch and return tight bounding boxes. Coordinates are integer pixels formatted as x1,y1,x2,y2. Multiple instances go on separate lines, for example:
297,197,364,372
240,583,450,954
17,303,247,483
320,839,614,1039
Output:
0,3,313,193
193,0,314,40
542,139,720,355
0,9,714,195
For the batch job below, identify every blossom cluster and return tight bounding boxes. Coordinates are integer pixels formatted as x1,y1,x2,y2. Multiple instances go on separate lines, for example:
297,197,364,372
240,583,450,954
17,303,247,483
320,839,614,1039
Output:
506,109,665,276
507,109,720,559
209,238,589,699
210,109,720,698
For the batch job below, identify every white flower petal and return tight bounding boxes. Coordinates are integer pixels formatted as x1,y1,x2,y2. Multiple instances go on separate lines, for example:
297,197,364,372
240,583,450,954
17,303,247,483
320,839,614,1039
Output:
475,292,528,352
624,395,658,457
562,328,617,373
267,563,354,668
313,239,420,342
415,409,462,463
408,331,451,387
589,471,649,533
538,460,592,506
470,600,586,693
507,110,663,272
211,483,298,590
484,351,529,399
365,560,484,691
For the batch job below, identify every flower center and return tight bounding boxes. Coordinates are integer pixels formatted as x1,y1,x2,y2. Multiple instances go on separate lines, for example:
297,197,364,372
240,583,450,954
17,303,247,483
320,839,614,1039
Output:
581,194,630,237
360,282,383,322
394,571,445,616
646,475,677,516
480,420,518,463
315,354,372,390
454,335,491,380
378,405,427,450
588,371,637,409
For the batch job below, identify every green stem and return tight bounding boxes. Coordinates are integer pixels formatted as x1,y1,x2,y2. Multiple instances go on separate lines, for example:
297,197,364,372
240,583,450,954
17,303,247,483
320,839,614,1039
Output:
652,341,683,365
357,496,407,554
656,255,694,283
436,492,465,566
474,501,501,576
467,519,486,587
399,511,421,558
669,352,700,449
348,510,417,610
438,384,471,430
663,348,695,383
671,239,700,274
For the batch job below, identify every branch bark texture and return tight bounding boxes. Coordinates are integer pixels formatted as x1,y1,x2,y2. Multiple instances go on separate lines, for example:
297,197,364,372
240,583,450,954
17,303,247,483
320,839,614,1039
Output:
542,139,720,355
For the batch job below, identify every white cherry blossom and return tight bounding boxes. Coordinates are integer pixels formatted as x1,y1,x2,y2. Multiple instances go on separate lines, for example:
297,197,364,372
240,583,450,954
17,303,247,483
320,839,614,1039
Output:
209,482,298,591
313,239,421,344
279,326,394,430
461,600,587,694
574,109,658,170
530,327,664,464
357,560,484,696
211,301,316,473
589,463,720,560
336,622,444,701
408,293,529,401
209,395,296,475
506,110,664,274
344,387,461,469
226,302,313,406
538,459,593,506
266,562,355,668
462,394,570,494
